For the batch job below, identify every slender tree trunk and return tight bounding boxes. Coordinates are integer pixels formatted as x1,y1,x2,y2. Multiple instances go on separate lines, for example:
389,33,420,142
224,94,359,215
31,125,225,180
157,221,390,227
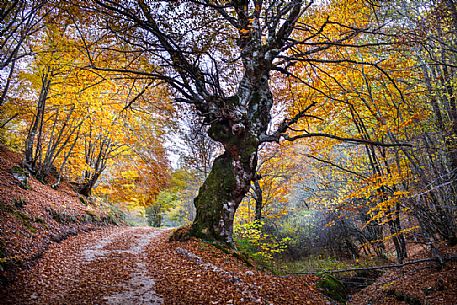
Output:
24,72,50,171
52,127,81,189
0,113,18,129
254,178,263,221
0,58,17,106
388,220,407,264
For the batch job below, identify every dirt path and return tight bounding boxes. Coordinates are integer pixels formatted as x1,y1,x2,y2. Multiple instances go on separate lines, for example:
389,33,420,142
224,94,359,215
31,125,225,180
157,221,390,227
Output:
1,227,169,305
83,227,164,305
2,226,328,305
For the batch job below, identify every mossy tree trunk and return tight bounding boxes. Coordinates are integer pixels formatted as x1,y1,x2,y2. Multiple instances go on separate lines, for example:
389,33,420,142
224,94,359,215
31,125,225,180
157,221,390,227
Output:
191,133,258,244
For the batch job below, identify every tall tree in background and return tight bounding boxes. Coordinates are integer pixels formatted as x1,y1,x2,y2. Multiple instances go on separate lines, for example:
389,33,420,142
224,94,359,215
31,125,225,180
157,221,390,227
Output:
22,23,88,180
273,0,457,259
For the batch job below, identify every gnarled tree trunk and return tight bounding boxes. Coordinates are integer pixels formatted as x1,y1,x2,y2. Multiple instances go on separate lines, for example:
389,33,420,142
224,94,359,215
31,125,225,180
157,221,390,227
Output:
191,74,271,244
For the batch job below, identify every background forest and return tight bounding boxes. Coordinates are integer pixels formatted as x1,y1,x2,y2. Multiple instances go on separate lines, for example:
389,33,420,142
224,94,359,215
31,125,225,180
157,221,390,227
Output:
1,0,456,279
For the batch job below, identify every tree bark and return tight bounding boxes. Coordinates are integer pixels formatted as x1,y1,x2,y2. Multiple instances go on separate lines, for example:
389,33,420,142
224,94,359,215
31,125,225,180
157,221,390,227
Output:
24,72,50,172
79,171,101,197
254,178,263,221
189,24,275,244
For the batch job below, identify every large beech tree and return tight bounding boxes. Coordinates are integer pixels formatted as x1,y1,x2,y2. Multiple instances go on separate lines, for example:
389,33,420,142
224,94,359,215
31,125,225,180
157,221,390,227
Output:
90,0,402,244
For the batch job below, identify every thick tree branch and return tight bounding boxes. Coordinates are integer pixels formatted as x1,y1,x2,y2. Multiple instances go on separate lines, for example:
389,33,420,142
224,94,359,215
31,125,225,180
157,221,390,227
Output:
283,132,411,147
262,130,411,147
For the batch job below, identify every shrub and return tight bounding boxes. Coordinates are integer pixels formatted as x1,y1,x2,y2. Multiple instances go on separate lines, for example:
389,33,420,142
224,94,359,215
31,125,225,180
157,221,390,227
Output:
234,221,290,261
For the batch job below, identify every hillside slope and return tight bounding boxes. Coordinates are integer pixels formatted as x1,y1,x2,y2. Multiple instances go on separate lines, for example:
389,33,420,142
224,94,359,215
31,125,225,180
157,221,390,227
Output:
0,145,122,285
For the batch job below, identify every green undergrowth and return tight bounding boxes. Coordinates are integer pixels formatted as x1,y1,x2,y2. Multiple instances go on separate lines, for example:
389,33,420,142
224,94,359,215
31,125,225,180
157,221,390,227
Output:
234,221,290,264
46,202,125,226
201,239,256,268
260,256,385,304
264,255,385,276
46,207,78,224
269,256,353,275
105,204,126,225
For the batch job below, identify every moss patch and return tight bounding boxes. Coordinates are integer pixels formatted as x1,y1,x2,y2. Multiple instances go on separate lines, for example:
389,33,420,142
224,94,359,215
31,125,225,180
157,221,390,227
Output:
13,198,26,209
316,273,347,303
46,207,77,224
191,153,236,242
0,201,37,234
11,166,30,189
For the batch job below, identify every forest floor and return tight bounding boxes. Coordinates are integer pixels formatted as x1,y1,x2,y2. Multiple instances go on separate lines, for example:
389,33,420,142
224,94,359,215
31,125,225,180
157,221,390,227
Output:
2,226,456,305
0,226,328,305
